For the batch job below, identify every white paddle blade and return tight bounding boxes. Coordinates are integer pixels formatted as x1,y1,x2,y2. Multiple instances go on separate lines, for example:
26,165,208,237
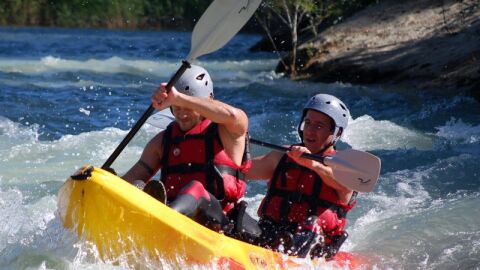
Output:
324,149,381,192
146,109,175,129
187,0,262,61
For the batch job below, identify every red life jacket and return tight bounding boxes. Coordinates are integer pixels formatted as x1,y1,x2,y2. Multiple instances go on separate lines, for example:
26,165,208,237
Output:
160,119,251,212
258,149,356,235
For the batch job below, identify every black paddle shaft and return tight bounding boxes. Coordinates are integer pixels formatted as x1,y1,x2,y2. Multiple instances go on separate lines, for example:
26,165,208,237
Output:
102,61,191,169
249,138,326,163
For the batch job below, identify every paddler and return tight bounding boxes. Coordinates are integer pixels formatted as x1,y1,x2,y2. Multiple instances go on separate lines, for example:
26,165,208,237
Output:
246,94,356,259
121,64,256,233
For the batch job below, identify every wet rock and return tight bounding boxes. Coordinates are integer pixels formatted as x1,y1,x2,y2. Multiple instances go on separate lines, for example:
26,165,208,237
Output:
282,0,480,100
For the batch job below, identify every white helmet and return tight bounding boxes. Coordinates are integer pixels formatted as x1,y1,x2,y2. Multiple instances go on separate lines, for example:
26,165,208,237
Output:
298,94,350,145
175,64,214,98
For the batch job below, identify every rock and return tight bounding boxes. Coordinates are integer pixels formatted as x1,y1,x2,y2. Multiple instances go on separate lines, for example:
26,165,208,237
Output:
284,0,480,100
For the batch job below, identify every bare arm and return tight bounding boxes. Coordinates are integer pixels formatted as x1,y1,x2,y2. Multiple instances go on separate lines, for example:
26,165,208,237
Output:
152,83,248,137
246,150,283,181
174,94,249,164
122,131,164,184
151,83,248,165
178,95,248,138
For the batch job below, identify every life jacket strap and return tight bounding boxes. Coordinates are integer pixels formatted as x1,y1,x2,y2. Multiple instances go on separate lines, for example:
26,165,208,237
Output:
268,189,348,219
216,164,245,181
162,163,207,174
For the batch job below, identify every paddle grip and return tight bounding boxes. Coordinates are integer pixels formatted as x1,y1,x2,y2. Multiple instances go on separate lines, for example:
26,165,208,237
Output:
102,61,191,169
249,138,325,163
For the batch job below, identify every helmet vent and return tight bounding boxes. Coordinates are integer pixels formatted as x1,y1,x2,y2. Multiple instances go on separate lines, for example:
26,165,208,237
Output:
205,81,208,86
196,73,205,80
185,86,190,90
326,101,331,104
340,104,346,111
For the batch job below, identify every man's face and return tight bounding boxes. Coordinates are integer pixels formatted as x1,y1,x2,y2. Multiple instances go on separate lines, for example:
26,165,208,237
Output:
171,105,202,131
302,110,335,154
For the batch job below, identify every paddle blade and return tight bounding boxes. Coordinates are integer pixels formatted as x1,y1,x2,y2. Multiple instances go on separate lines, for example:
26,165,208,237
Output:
324,149,381,192
146,109,175,129
187,0,262,61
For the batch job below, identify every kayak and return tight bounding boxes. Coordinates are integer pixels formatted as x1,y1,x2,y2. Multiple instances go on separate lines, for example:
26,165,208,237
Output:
57,166,369,269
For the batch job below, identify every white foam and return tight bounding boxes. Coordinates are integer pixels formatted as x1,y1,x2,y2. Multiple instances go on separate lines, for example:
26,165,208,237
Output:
0,56,177,76
0,117,162,184
0,56,279,92
347,152,480,261
0,116,40,149
418,96,476,120
435,118,480,144
0,76,157,90
343,115,434,151
79,108,91,116
0,188,57,254
198,59,279,86
0,56,277,79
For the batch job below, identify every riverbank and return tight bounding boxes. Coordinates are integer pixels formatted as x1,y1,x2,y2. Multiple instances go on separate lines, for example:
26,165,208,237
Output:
279,0,479,100
0,1,210,31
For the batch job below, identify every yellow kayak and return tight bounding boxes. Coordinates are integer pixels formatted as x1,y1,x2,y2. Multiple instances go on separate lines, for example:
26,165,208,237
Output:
57,166,368,269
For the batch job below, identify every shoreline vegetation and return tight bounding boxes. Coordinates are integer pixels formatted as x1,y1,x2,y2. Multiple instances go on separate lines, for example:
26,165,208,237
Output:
2,0,478,100
0,0,211,30
250,0,479,101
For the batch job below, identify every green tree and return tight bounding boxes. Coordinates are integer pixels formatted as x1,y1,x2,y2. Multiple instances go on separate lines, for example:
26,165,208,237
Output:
258,0,317,78
0,0,212,29
257,0,378,78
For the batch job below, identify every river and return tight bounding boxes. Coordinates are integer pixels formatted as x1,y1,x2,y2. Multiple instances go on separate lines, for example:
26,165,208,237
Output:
1,27,479,270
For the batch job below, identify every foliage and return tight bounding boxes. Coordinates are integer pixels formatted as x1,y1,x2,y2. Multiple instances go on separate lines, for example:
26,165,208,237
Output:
257,0,318,77
0,0,211,29
304,43,318,59
256,0,378,78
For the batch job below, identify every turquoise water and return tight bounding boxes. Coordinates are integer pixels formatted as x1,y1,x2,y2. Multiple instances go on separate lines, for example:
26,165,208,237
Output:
1,26,479,269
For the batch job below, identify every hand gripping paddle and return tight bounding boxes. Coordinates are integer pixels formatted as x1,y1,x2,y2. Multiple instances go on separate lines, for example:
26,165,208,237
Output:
102,0,262,169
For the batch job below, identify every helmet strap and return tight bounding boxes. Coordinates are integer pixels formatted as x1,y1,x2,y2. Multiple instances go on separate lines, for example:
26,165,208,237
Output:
315,128,341,155
331,126,343,145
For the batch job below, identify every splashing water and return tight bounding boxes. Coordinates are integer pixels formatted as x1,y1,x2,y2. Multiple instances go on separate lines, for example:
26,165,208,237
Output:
1,27,479,269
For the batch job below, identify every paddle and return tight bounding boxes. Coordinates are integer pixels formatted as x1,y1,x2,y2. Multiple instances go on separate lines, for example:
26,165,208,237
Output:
102,0,262,169
146,110,381,192
248,138,381,192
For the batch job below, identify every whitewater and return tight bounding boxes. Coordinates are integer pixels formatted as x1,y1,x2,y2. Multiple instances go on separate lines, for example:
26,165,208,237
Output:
1,27,479,269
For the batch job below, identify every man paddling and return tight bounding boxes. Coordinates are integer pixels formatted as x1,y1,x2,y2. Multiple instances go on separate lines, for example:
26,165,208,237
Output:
246,94,356,259
122,64,252,231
